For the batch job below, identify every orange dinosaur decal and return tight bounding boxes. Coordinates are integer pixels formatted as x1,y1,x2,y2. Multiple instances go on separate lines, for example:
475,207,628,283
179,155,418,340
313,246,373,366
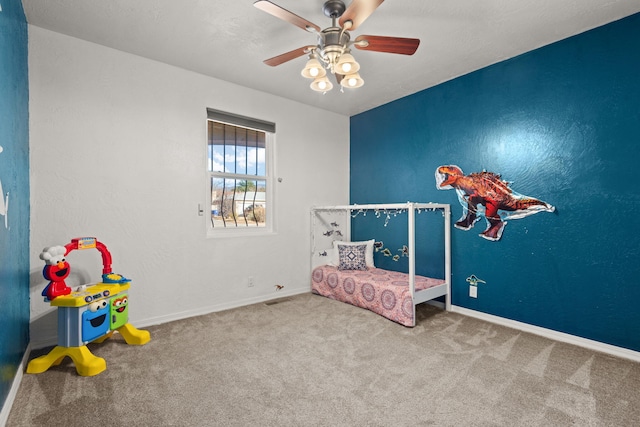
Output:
435,165,555,241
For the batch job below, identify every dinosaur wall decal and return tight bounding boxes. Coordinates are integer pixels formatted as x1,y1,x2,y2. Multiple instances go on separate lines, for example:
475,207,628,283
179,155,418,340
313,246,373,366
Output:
435,165,555,241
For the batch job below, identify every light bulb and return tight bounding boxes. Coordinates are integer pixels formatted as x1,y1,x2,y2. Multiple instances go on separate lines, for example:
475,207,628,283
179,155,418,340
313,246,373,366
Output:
310,67,319,77
310,76,333,92
341,62,352,73
340,72,363,89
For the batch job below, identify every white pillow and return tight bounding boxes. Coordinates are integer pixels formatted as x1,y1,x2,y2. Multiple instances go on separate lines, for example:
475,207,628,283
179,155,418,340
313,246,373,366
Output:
331,239,375,268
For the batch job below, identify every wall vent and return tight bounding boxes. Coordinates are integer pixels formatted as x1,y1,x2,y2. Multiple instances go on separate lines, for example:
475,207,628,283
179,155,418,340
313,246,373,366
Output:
264,297,292,306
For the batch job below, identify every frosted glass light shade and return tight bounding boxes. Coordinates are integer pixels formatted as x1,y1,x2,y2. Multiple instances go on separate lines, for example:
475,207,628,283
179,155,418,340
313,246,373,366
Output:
310,76,333,92
301,57,326,79
340,72,364,88
336,52,360,74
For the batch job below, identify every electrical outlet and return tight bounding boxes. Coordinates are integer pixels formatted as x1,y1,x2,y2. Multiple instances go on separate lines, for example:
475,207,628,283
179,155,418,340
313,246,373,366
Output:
469,285,477,298
247,276,254,287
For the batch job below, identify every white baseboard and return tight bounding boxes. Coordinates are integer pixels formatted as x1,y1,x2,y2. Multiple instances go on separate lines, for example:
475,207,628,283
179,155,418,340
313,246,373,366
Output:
135,288,309,330
0,343,31,427
451,305,640,363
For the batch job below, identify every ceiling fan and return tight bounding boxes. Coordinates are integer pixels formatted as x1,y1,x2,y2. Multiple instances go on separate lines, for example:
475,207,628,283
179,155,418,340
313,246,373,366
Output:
254,0,420,92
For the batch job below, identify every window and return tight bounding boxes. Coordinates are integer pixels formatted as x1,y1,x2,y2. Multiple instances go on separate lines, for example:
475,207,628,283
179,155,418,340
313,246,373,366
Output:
207,109,275,232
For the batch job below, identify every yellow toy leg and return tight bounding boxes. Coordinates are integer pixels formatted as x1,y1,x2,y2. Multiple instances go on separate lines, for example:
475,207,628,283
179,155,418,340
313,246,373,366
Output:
66,346,107,376
26,345,106,377
27,346,69,374
116,323,151,346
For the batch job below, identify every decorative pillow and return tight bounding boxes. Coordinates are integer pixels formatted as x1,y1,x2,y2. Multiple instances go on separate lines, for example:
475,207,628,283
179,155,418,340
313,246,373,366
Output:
331,239,375,267
337,244,368,271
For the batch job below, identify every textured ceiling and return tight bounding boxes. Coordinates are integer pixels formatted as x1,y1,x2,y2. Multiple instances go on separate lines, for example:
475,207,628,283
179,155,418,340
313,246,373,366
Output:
21,0,640,116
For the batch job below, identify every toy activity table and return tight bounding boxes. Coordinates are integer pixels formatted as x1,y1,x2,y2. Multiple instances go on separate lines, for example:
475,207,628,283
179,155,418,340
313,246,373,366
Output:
27,237,150,376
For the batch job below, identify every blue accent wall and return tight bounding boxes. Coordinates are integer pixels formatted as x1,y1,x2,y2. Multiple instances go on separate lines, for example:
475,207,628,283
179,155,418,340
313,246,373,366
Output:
350,13,640,351
0,0,30,411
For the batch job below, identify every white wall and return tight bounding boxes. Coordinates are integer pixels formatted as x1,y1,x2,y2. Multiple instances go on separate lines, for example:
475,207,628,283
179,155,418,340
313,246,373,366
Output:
28,26,349,347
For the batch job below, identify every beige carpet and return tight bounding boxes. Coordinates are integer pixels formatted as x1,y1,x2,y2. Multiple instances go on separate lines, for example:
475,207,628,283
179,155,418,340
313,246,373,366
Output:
8,293,640,426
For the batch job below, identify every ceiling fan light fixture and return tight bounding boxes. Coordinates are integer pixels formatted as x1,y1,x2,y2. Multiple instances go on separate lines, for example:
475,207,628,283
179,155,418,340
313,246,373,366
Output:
310,75,333,92
254,0,419,94
301,55,326,79
340,72,364,89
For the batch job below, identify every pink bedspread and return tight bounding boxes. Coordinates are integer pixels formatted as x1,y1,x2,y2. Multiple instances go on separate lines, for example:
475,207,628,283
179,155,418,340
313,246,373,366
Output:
311,265,444,327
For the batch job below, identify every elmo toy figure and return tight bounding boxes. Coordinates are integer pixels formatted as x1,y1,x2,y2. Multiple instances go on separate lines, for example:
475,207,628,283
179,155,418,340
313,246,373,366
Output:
40,245,72,301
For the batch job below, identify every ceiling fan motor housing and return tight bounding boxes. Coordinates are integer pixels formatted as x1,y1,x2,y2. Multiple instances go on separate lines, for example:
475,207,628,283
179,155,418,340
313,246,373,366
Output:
318,28,350,72
323,0,346,19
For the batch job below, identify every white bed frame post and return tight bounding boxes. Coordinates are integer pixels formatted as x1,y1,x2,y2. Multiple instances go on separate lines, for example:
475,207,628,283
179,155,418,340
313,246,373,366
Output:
409,202,452,323
408,203,417,323
444,204,452,311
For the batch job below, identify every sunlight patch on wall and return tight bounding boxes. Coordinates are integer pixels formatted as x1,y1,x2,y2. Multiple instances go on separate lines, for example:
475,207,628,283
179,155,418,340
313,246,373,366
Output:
0,145,7,229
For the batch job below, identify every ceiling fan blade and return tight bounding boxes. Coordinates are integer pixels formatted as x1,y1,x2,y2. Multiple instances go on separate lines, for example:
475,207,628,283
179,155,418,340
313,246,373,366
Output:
339,0,384,30
354,35,420,55
254,0,321,32
263,46,314,67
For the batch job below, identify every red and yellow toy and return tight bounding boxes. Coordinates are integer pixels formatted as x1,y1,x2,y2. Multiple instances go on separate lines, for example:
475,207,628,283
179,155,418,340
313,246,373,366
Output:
28,237,150,376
